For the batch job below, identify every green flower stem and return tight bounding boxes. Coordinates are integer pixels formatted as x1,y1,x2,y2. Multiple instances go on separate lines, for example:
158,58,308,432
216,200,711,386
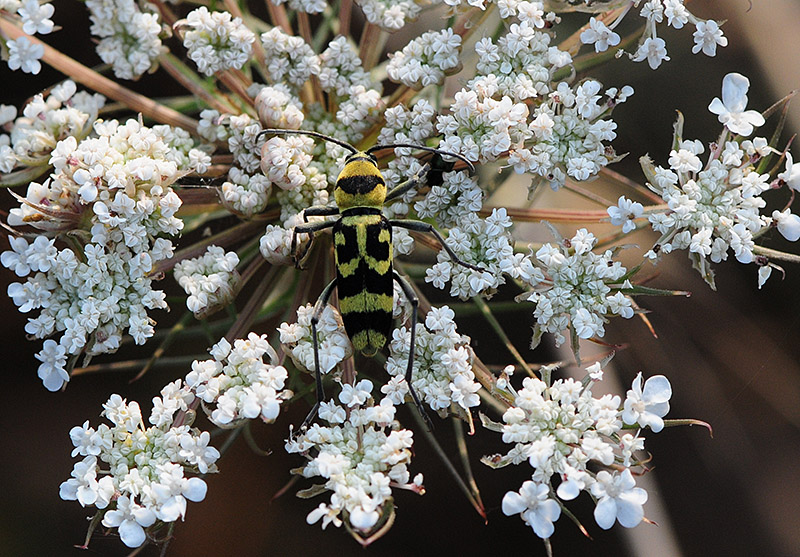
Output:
159,52,237,114
472,295,536,377
453,418,487,520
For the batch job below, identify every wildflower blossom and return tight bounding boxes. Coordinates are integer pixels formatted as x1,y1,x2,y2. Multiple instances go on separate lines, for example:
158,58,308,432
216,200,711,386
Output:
86,0,164,80
186,334,292,427
426,209,518,299
518,229,633,349
581,17,620,53
18,0,55,35
387,305,481,414
358,0,422,31
1,115,205,389
487,367,667,537
608,196,645,233
174,246,240,318
59,393,218,548
692,20,728,57
7,36,44,74
502,481,561,538
180,7,256,76
0,0,764,551
622,373,672,432
387,29,462,89
279,304,353,377
640,73,783,287
708,73,765,136
287,391,420,535
591,469,648,529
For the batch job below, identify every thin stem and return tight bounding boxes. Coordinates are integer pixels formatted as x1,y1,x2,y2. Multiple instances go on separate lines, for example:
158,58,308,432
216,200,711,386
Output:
339,0,353,37
358,23,385,71
753,244,800,264
159,52,235,114
478,206,611,223
266,1,293,34
472,295,535,377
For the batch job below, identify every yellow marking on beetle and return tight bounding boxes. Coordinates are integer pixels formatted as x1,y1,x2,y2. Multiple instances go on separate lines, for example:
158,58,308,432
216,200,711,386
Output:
336,158,381,181
339,292,394,314
351,330,386,356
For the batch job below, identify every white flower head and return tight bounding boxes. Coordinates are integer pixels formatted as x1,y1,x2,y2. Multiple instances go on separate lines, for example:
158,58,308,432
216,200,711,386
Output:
708,73,765,136
591,469,648,529
502,480,561,538
622,373,672,432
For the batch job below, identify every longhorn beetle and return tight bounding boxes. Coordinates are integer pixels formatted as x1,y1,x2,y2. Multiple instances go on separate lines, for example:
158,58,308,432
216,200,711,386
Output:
259,128,483,430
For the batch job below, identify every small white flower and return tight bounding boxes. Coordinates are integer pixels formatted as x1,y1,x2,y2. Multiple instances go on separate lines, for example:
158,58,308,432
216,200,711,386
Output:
622,372,672,432
632,37,669,70
7,36,44,74
580,17,620,53
101,496,157,548
502,481,561,538
586,361,604,381
708,73,765,136
607,196,644,233
692,20,728,57
591,469,648,529
18,1,55,35
772,209,800,242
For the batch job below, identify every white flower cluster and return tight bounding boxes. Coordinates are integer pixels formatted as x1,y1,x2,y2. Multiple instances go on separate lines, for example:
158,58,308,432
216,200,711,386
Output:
387,29,461,89
317,36,373,98
227,113,265,173
437,91,530,163
254,84,306,130
286,380,421,533
415,170,483,228
269,0,326,14
523,228,632,348
279,304,354,376
174,246,240,318
60,391,217,548
489,366,672,538
261,27,321,88
357,0,421,31
580,0,727,70
185,334,292,427
180,7,256,76
511,81,631,191
86,0,165,80
613,74,792,288
220,166,272,217
373,101,483,223
386,305,481,414
471,7,566,102
0,117,208,390
0,81,104,174
197,108,231,143
259,211,305,265
426,209,516,299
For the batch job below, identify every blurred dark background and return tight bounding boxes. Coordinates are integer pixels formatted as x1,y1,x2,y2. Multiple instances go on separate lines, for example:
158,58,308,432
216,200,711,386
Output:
2,1,799,555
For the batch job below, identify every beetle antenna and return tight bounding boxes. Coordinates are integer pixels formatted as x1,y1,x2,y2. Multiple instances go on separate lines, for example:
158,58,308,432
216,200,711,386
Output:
367,143,476,175
257,128,358,154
